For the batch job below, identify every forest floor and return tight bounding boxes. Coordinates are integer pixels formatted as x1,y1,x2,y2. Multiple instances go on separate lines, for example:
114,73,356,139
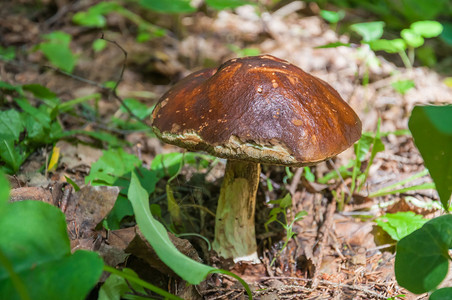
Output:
2,1,452,299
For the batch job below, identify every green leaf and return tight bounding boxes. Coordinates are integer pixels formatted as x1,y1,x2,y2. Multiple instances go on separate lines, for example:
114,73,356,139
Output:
63,129,125,147
411,21,443,38
128,172,216,284
315,42,351,48
401,29,424,48
395,214,452,294
205,0,252,10
42,31,72,46
375,212,427,241
303,167,315,182
138,0,196,13
85,148,142,185
0,201,104,300
293,211,307,222
0,81,22,93
368,38,406,53
150,152,212,178
0,139,26,174
98,271,130,300
408,105,452,209
15,98,51,127
354,133,374,161
350,21,385,42
0,46,16,61
320,10,345,24
391,80,415,95
0,171,9,208
23,84,60,108
430,287,452,300
120,98,154,120
0,110,23,141
73,12,106,27
279,194,292,209
39,42,76,73
441,22,452,45
98,268,148,300
92,39,107,52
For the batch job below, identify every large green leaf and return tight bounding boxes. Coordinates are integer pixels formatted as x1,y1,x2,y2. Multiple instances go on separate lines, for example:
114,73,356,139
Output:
408,105,452,209
430,287,452,299
395,215,452,294
0,201,103,300
128,172,215,284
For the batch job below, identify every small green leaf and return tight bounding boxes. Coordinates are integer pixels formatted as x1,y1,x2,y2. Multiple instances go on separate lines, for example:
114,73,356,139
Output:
320,10,345,24
303,167,315,182
408,105,452,209
85,148,142,185
0,110,24,142
0,139,26,174
22,84,59,107
72,2,121,27
350,21,385,42
92,39,107,52
279,194,292,209
205,0,252,10
73,12,106,27
0,201,104,300
401,29,424,48
42,31,72,46
39,43,76,73
375,212,427,241
395,215,452,294
139,0,196,13
128,172,216,284
368,39,406,53
293,211,307,222
391,80,415,95
411,21,443,38
0,46,16,61
120,98,154,119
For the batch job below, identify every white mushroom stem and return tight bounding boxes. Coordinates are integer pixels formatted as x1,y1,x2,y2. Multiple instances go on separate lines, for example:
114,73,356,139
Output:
212,160,261,263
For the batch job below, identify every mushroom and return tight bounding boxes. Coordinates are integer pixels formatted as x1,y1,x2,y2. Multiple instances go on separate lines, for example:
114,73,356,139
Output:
151,55,362,263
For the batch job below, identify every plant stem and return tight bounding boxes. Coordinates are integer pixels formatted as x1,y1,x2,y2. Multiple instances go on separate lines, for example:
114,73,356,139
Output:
399,50,412,68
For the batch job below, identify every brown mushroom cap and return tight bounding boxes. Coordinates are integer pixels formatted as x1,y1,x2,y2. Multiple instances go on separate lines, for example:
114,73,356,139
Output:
152,55,362,166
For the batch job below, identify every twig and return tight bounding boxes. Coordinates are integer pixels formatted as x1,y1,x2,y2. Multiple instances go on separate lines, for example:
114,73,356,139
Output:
311,197,336,290
260,277,388,299
43,34,151,128
288,167,303,195
101,34,152,127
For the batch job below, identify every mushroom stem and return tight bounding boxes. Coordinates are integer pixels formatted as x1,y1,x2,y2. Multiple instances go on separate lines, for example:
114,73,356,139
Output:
212,160,260,263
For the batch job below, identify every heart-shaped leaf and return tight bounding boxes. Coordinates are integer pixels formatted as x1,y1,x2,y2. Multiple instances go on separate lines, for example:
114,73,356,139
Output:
0,201,103,300
395,215,452,294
